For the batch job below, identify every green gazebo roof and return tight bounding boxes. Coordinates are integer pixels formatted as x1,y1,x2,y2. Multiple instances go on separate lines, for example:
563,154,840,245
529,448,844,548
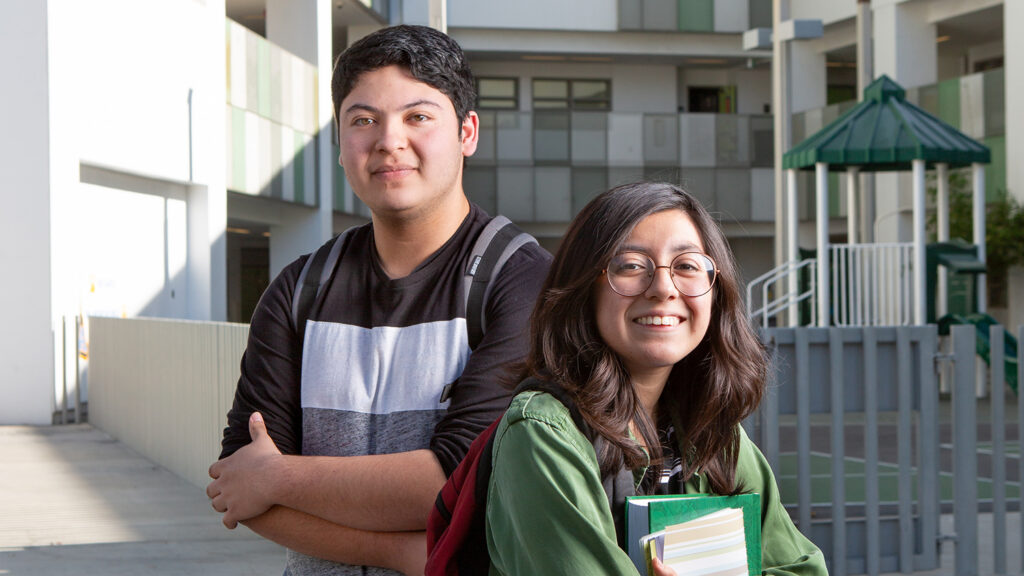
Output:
782,75,990,171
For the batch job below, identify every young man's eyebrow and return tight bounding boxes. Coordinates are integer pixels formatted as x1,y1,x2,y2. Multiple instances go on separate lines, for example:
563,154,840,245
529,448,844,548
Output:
343,99,443,116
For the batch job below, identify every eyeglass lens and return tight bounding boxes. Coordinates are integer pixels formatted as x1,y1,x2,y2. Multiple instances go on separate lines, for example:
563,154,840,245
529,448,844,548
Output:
607,252,716,297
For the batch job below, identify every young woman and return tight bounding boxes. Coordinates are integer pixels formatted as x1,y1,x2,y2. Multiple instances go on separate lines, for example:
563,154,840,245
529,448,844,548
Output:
484,182,827,575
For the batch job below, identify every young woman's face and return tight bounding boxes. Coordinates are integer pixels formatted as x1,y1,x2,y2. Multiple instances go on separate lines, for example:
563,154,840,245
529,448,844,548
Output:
593,209,714,386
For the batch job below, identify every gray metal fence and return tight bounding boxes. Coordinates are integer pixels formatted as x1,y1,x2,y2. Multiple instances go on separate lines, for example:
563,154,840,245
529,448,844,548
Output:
757,324,1023,576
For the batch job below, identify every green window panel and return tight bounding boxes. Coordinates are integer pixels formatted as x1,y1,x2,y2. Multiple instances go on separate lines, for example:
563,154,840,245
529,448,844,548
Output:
983,68,1005,138
937,78,960,130
678,0,713,32
983,136,1005,203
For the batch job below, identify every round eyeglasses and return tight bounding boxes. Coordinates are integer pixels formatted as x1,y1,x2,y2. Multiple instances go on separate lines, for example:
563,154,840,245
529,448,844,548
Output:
604,251,718,297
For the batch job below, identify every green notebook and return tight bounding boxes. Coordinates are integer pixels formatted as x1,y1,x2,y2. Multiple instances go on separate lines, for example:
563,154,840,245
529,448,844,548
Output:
626,493,761,576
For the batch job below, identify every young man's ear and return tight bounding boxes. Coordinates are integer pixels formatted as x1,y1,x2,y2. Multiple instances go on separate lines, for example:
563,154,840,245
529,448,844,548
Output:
460,111,480,158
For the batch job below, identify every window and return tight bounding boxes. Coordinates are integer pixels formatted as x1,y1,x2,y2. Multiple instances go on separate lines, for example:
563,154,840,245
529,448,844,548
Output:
532,79,611,110
477,78,518,110
687,86,736,113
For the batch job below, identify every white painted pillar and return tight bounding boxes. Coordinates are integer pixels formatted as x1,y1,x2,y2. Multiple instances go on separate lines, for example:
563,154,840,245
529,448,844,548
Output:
973,163,986,314
936,163,949,318
1005,0,1024,330
912,160,926,325
816,162,829,327
846,166,859,244
787,168,799,326
1,0,54,424
772,0,791,269
429,0,447,32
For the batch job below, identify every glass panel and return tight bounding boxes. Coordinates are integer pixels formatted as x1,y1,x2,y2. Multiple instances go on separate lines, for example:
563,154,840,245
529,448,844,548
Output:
983,68,1005,138
479,98,518,110
534,167,572,222
496,111,532,163
533,100,569,109
572,80,610,100
497,167,535,221
643,114,679,165
678,0,713,31
464,167,497,214
571,168,608,216
935,79,959,129
573,100,611,111
533,111,571,162
533,79,568,99
571,112,608,164
643,0,678,31
715,168,751,221
479,78,516,99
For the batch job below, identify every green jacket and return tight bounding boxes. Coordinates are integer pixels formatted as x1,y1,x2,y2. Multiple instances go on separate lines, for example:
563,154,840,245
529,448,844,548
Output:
485,390,828,575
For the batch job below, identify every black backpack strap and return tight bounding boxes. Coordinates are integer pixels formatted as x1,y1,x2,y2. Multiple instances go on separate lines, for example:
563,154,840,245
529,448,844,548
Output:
464,215,538,351
290,227,355,344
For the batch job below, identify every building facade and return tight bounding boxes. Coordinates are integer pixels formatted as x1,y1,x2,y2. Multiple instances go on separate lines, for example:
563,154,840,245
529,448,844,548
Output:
2,0,1018,424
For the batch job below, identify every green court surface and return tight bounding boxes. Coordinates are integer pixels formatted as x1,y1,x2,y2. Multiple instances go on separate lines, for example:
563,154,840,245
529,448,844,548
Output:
775,447,1022,506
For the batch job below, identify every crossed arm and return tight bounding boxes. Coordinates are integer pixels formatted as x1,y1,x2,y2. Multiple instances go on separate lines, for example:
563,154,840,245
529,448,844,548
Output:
206,412,443,574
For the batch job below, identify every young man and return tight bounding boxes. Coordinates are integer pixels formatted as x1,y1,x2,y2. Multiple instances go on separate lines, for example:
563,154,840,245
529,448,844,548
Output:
206,25,551,575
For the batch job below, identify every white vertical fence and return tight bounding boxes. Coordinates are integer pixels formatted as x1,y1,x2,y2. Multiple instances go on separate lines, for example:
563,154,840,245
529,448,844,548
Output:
88,316,248,489
830,243,915,327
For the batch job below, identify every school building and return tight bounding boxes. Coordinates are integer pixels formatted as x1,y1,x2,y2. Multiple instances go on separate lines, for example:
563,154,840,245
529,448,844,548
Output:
2,0,1020,425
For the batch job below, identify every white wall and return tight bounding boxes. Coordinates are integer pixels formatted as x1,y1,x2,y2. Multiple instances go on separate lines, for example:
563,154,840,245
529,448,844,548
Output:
49,0,227,327
1,0,54,424
448,0,617,31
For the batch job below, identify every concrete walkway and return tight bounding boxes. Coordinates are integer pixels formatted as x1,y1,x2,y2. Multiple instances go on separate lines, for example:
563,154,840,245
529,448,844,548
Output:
0,424,284,576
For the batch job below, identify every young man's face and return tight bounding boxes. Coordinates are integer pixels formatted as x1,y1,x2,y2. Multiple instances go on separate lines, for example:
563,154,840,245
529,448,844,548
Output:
337,65,479,222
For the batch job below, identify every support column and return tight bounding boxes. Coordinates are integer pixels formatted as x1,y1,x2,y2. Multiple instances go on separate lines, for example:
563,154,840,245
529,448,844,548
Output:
816,162,829,327
846,167,859,244
936,163,949,318
973,163,986,314
787,168,799,326
913,159,926,325
772,0,791,269
1004,0,1024,328
267,0,335,273
1,0,53,424
857,0,874,245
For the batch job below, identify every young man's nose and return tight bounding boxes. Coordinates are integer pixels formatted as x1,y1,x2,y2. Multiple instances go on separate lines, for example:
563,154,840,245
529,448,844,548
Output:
376,119,408,153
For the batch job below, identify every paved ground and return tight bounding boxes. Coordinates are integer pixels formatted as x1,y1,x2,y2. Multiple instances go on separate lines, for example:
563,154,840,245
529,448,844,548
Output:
0,424,284,576
0,423,1020,575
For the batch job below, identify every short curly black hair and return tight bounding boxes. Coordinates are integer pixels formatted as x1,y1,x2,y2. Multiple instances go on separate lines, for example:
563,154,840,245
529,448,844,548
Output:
331,25,477,132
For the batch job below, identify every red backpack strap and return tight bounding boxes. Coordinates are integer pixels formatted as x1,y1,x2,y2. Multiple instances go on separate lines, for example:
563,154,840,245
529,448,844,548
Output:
425,417,502,576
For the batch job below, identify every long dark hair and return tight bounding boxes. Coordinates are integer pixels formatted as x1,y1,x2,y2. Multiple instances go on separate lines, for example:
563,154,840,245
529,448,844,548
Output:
521,182,766,495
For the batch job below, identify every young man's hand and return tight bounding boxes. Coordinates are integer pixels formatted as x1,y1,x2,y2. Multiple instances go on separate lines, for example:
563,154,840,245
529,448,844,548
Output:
207,412,283,528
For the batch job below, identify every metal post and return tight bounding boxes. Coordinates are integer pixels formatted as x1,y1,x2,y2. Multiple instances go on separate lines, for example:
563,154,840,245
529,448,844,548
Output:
61,316,67,425
936,163,949,318
863,327,880,576
816,162,829,326
952,324,978,576
912,160,926,325
74,315,82,423
788,169,800,326
829,328,846,576
990,326,1006,574
847,166,859,244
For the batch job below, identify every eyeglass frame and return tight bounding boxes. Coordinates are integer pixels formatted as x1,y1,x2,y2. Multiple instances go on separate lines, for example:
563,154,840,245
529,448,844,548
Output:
601,251,719,298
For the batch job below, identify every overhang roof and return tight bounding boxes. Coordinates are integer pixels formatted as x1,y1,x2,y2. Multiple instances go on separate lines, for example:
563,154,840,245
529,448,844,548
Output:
782,75,990,172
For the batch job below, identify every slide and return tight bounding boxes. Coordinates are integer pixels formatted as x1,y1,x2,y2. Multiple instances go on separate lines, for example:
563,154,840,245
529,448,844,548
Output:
938,313,1019,394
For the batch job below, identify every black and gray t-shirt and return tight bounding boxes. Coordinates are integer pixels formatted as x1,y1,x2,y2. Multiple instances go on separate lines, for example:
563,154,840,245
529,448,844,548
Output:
221,204,551,575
